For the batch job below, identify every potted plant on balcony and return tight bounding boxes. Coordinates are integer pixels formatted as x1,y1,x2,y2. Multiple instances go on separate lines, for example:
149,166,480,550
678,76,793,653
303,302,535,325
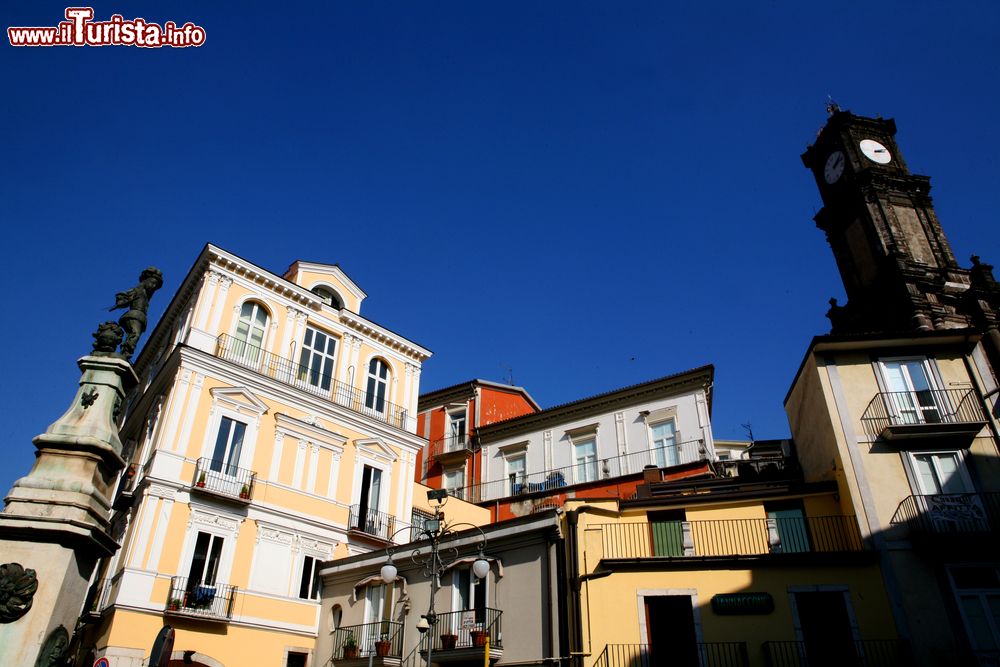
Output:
196,471,206,488
343,634,359,659
239,484,250,500
470,625,489,647
166,598,181,611
374,634,392,657
440,633,458,650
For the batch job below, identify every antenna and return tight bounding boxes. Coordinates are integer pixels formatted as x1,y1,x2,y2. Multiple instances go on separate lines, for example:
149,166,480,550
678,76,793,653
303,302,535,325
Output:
501,364,514,386
741,421,755,444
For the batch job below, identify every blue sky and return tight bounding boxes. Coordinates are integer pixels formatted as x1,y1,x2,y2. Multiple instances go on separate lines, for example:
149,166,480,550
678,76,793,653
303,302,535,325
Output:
2,2,999,495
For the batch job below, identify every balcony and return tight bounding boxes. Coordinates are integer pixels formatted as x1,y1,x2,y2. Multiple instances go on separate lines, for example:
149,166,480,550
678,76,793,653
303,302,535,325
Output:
594,643,749,667
421,608,503,665
596,516,864,561
164,576,236,622
860,389,986,442
712,456,799,482
890,493,1000,541
215,334,410,431
349,505,406,543
762,639,908,666
82,577,115,621
332,620,404,665
429,434,474,466
457,439,709,503
191,457,256,504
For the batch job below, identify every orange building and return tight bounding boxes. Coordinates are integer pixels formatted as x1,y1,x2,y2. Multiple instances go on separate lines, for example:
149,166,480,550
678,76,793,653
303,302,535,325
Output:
415,379,539,495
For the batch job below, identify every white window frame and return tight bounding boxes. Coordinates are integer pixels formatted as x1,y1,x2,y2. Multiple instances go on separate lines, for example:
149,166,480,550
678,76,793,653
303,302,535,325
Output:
572,436,598,484
648,419,678,468
446,408,468,452
298,554,322,601
444,466,466,500
297,326,339,392
230,300,271,365
364,358,392,415
178,510,240,587
875,356,945,425
947,565,1000,653
901,449,976,496
450,567,489,629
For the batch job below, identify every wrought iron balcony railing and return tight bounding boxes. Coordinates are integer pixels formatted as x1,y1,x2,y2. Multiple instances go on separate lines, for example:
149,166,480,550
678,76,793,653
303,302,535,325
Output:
712,456,798,481
332,621,404,660
597,516,864,560
428,433,474,461
860,388,986,441
349,504,406,542
762,639,908,666
594,642,749,667
453,439,709,503
890,492,1000,536
215,334,410,431
165,576,237,621
422,608,502,651
83,578,115,618
192,457,256,503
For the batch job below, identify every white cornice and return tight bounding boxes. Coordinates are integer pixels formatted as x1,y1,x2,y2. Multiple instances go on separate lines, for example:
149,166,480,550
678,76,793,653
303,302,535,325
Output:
286,261,368,302
339,310,431,362
275,413,348,449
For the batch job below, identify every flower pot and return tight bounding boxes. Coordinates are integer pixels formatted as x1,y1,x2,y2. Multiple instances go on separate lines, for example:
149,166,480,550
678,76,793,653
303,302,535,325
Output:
239,493,249,500
343,647,359,659
196,482,206,488
440,634,458,650
375,641,392,657
471,631,488,647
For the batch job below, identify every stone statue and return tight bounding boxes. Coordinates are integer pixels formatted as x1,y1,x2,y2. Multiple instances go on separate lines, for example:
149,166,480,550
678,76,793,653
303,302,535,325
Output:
109,267,163,359
91,321,124,357
34,625,68,667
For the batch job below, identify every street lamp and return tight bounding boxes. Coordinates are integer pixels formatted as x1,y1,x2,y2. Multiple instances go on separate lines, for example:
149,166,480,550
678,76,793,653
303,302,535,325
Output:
381,489,490,667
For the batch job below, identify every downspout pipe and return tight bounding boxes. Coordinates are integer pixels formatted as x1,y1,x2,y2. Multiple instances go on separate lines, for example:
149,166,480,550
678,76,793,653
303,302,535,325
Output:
566,509,584,667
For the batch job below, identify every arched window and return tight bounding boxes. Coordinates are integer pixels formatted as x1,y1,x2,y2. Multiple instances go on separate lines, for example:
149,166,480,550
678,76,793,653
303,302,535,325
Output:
233,301,268,364
311,286,344,310
365,359,389,414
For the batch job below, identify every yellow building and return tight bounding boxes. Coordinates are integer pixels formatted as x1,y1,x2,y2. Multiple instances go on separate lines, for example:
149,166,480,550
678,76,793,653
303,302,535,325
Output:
77,245,436,667
566,463,901,667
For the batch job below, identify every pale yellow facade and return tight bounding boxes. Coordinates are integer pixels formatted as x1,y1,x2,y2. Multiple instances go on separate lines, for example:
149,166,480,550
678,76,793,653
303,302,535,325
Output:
78,245,438,667
567,480,898,667
785,332,1000,666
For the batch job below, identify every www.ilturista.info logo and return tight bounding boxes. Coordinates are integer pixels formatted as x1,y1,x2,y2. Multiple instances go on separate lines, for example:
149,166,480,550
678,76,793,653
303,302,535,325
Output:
8,7,206,47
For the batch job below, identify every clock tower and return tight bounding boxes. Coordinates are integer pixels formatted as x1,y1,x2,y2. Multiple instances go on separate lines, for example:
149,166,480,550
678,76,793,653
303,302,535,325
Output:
801,108,1000,351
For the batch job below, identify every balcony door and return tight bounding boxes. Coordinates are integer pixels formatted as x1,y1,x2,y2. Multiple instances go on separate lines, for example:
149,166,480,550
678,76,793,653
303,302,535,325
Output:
297,327,337,393
210,416,246,481
794,591,857,666
233,301,268,366
447,409,467,452
765,501,811,554
650,421,678,468
645,595,697,667
357,465,383,533
880,358,942,424
454,568,487,623
908,451,984,531
649,510,685,557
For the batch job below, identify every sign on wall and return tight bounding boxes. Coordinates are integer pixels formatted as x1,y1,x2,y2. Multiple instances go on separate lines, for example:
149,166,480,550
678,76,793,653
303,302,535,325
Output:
710,592,774,615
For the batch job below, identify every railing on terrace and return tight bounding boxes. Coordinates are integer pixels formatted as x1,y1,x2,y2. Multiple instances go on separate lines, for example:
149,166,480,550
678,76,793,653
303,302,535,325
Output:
860,388,985,440
712,457,798,481
594,642,749,667
428,433,474,461
332,620,404,660
350,505,408,542
84,578,114,617
215,334,409,430
192,457,256,502
455,439,709,503
165,576,237,621
597,516,864,560
890,493,1000,536
763,639,908,666
422,608,502,651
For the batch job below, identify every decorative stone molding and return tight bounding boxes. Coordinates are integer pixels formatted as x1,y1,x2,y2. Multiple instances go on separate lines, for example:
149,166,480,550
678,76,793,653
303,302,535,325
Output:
189,510,240,533
148,484,177,499
257,526,294,545
0,563,38,623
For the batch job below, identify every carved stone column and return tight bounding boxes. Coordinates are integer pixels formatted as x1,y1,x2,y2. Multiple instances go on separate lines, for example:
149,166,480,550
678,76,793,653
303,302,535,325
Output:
0,355,136,664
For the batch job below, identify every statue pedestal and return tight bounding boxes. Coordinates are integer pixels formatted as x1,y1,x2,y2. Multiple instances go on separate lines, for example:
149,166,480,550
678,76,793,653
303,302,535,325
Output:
0,355,136,664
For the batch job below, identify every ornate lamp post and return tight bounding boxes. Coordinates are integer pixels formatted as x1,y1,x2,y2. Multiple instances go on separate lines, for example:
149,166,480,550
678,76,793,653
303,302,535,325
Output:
380,489,490,667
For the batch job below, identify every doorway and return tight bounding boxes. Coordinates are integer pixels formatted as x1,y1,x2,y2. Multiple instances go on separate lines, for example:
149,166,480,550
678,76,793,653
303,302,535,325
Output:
645,595,698,667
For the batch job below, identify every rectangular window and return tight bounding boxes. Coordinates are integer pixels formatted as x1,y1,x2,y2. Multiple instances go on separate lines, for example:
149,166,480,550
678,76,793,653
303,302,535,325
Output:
365,583,392,624
879,357,942,424
188,531,224,587
453,568,487,623
951,567,1000,653
573,437,598,483
444,468,465,500
650,421,677,467
794,591,858,664
447,409,467,452
299,555,321,600
911,452,972,495
357,465,383,532
210,417,246,475
506,454,526,494
297,327,337,391
286,653,308,667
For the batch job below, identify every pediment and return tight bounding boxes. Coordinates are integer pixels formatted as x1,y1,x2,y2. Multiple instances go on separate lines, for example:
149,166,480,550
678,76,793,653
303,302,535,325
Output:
353,437,398,463
209,386,269,416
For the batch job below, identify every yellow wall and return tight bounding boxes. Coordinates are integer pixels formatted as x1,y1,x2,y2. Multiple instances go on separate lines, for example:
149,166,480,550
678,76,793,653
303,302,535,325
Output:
412,482,491,526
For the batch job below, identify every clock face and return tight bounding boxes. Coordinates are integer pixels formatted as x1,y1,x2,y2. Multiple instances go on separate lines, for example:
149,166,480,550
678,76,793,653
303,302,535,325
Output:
859,139,892,164
824,151,846,184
